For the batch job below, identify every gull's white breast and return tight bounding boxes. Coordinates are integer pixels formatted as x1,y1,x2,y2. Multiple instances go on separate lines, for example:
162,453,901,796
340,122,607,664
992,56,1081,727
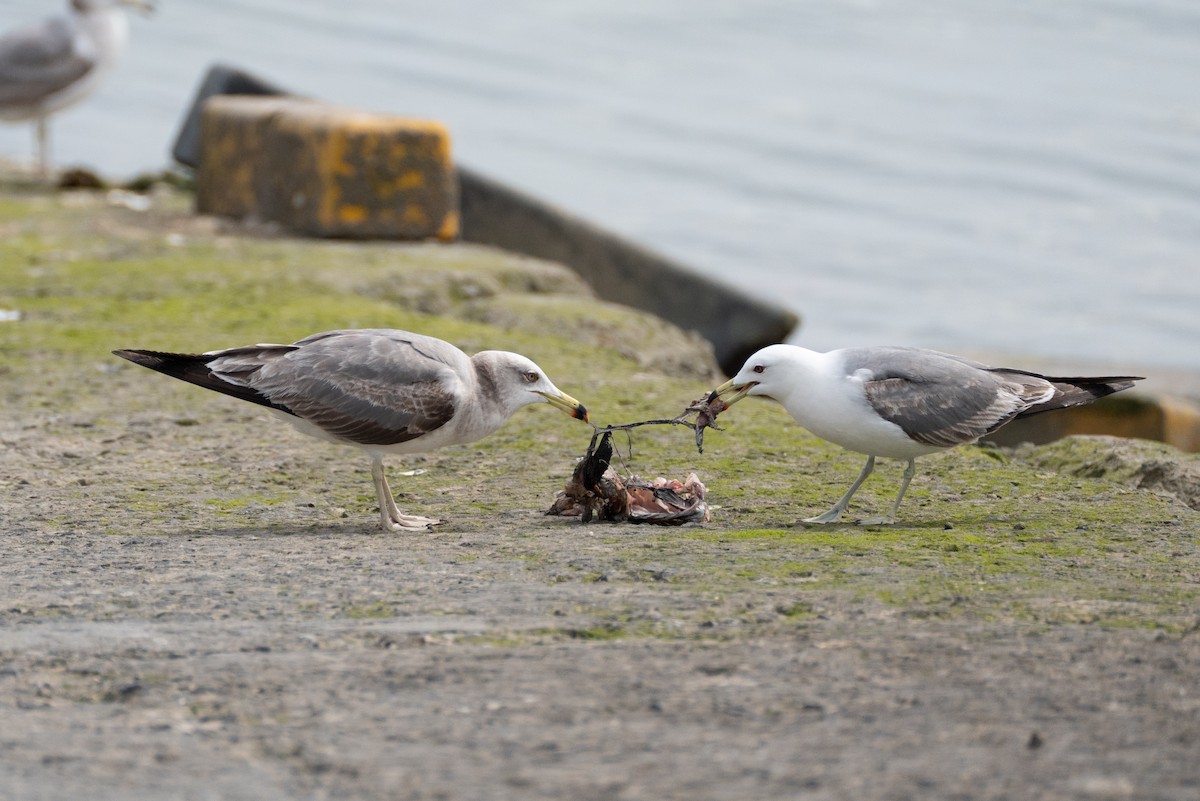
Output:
774,352,945,460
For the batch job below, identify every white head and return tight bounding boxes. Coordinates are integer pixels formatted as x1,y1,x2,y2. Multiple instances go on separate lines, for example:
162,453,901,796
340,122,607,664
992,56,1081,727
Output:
709,344,806,407
473,351,589,422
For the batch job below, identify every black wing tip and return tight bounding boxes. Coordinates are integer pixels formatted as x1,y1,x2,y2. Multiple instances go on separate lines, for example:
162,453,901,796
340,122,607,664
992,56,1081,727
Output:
1030,374,1144,398
1033,375,1144,416
112,348,160,368
1073,376,1145,385
113,348,208,364
112,346,298,417
1075,376,1145,394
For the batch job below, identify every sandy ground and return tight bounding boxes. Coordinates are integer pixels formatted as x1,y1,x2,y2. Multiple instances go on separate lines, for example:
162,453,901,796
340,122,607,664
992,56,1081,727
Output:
2,399,1198,801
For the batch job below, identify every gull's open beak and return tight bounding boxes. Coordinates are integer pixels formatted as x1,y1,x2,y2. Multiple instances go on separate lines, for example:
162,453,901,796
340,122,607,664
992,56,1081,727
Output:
706,378,756,409
537,390,589,423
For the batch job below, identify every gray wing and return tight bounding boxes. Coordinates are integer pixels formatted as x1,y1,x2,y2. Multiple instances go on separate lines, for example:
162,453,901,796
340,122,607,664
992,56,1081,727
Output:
845,347,1043,448
210,331,465,446
0,17,94,108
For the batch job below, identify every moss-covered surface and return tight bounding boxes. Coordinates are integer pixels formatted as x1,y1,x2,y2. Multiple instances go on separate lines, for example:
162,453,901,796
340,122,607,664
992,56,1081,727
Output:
3,187,1192,631
2,180,1198,800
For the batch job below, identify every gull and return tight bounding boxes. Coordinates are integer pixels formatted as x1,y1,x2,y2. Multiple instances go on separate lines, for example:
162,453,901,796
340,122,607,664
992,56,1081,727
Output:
114,329,589,531
709,344,1141,524
0,0,153,177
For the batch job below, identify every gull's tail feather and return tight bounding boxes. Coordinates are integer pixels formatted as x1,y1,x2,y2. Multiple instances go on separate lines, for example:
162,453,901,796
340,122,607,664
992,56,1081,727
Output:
112,348,294,414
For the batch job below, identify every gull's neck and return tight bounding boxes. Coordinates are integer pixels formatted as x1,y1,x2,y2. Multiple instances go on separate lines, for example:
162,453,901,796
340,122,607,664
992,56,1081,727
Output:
73,3,130,63
769,347,827,399
452,355,511,439
763,347,849,420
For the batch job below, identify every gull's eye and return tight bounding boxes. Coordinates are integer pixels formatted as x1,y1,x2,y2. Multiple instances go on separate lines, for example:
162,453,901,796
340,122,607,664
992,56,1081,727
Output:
752,364,766,374
523,370,540,384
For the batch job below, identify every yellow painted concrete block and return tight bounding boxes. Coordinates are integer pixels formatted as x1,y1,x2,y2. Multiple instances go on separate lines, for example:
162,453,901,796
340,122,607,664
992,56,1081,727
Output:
194,96,295,220
196,96,458,241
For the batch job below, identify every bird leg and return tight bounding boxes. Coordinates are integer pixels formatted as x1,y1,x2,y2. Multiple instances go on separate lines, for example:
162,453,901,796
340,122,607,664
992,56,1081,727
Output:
858,458,916,526
35,117,50,179
890,458,917,520
370,455,442,531
804,455,876,524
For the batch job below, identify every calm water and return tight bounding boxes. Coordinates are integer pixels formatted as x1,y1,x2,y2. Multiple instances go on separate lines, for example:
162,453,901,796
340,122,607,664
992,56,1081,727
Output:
4,0,1199,373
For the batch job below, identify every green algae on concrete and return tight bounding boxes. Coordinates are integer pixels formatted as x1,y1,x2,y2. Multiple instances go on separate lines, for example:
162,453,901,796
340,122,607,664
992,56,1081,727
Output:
1016,434,1200,511
4,178,1200,801
1,180,1197,641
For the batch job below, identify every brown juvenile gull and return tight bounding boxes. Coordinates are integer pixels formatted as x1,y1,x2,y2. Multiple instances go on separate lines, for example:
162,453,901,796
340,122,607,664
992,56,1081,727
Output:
0,0,154,176
708,344,1142,524
114,329,589,531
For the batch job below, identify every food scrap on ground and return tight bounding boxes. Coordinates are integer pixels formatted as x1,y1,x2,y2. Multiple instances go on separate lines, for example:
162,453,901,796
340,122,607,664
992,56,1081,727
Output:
546,430,711,525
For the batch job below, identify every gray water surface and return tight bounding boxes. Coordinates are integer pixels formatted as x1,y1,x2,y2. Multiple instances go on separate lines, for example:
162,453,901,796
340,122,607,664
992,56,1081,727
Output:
3,0,1197,371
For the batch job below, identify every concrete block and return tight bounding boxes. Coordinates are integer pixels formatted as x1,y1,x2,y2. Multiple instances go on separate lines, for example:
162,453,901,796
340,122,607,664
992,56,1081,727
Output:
171,62,292,168
194,95,295,220
196,95,458,241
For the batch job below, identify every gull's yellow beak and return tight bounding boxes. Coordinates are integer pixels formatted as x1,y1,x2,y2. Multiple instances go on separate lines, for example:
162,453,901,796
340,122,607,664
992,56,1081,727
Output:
538,390,589,423
706,378,756,409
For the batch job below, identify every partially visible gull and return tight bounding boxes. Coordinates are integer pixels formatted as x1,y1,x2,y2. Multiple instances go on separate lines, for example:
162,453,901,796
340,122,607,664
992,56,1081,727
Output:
114,329,590,531
709,344,1141,524
0,0,154,176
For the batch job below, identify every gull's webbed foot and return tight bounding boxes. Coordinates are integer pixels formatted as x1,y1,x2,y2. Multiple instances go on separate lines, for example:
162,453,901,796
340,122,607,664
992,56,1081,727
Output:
801,507,847,524
371,455,442,532
382,511,444,531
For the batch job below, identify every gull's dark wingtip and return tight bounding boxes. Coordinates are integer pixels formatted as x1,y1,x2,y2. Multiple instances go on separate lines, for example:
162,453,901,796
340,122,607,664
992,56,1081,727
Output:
112,346,295,415
113,348,157,369
112,348,189,370
1015,374,1146,419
